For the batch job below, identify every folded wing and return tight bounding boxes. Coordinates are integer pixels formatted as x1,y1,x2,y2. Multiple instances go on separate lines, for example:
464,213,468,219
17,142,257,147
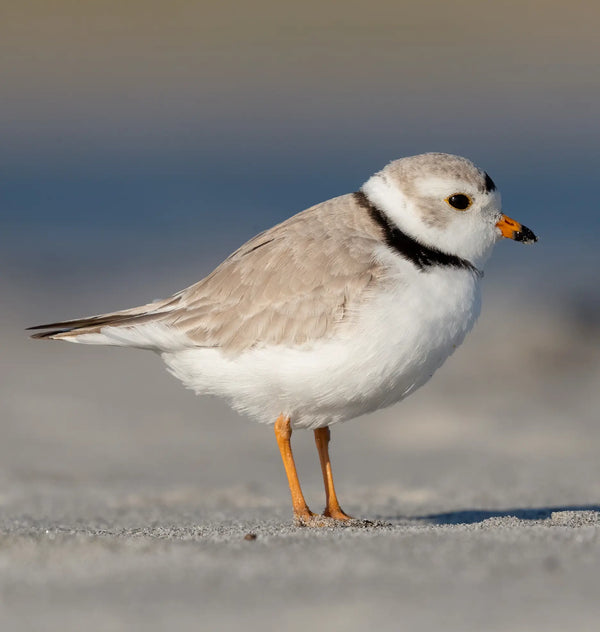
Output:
29,194,385,352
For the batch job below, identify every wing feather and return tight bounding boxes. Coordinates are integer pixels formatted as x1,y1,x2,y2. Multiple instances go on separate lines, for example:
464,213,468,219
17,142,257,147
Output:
164,193,385,352
30,193,386,350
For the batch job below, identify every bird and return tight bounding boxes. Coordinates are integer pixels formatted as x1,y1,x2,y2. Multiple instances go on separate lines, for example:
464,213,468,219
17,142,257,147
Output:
29,152,537,526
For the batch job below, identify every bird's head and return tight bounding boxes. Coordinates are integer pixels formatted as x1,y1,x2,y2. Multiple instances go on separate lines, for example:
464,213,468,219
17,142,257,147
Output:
362,152,537,267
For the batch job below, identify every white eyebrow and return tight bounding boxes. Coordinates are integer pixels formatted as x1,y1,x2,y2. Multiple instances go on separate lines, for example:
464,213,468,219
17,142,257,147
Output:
413,176,476,198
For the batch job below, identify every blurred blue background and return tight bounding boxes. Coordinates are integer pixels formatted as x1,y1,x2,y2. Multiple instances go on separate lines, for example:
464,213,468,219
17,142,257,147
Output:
3,1,599,317
2,1,599,477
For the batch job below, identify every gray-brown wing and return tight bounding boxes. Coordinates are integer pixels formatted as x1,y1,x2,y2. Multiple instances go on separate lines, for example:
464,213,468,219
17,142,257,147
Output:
29,193,386,347
165,193,385,352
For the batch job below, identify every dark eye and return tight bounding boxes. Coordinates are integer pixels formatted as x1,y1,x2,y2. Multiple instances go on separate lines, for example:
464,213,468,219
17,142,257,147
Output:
446,193,472,210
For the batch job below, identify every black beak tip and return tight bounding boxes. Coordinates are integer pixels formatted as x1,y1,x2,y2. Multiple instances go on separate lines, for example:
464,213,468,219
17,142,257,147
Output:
514,224,538,244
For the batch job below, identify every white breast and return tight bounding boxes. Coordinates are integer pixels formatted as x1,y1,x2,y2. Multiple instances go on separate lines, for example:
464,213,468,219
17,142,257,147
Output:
162,258,481,430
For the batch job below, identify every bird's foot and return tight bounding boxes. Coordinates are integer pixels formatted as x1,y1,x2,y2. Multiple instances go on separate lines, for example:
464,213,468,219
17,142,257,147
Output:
323,506,354,521
293,512,381,528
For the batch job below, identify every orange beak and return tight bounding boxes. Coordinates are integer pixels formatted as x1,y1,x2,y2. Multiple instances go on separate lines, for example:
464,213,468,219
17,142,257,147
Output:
496,214,537,244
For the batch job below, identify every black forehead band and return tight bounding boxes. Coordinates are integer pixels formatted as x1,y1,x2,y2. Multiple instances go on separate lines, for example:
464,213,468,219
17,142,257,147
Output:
483,172,496,193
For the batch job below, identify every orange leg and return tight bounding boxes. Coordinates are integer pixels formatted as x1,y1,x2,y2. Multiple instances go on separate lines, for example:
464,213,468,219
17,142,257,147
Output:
314,427,353,520
274,415,315,523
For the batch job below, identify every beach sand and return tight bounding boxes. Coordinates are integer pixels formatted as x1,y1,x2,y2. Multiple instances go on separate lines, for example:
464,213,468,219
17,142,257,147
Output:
2,276,600,631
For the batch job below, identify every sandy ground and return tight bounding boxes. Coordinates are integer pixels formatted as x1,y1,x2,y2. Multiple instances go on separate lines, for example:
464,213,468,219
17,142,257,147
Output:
2,273,600,631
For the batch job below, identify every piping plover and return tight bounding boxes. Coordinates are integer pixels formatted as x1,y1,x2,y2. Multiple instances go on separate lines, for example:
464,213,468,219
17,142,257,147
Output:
29,153,537,525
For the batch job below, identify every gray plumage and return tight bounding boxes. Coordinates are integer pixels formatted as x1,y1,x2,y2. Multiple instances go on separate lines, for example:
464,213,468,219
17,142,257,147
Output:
29,193,386,352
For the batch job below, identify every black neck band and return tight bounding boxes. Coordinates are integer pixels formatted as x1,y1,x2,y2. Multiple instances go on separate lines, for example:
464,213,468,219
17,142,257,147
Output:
354,191,480,276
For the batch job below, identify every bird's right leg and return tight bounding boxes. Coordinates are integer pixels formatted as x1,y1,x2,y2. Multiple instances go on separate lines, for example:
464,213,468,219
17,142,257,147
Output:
274,415,316,524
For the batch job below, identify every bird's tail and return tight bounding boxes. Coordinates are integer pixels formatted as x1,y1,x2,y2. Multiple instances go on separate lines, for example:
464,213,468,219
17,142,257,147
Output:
27,295,182,346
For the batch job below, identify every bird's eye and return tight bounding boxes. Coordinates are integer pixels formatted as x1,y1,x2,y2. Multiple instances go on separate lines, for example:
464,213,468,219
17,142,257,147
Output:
446,193,472,211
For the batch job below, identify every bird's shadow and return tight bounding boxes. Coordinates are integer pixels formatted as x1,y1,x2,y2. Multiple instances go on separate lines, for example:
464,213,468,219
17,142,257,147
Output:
402,504,600,525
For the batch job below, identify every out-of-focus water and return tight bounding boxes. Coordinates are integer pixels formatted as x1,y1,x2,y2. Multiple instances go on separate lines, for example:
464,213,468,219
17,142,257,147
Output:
1,1,598,375
3,2,599,291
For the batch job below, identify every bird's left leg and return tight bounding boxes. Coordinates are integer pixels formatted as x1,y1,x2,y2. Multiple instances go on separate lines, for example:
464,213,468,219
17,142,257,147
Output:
313,427,353,520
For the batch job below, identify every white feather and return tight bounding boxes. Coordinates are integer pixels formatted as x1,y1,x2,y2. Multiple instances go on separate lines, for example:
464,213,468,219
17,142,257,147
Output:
44,154,508,431
162,259,480,429
63,322,192,351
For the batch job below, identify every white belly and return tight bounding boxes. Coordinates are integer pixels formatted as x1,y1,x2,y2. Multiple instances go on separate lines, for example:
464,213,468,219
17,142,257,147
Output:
163,265,481,429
